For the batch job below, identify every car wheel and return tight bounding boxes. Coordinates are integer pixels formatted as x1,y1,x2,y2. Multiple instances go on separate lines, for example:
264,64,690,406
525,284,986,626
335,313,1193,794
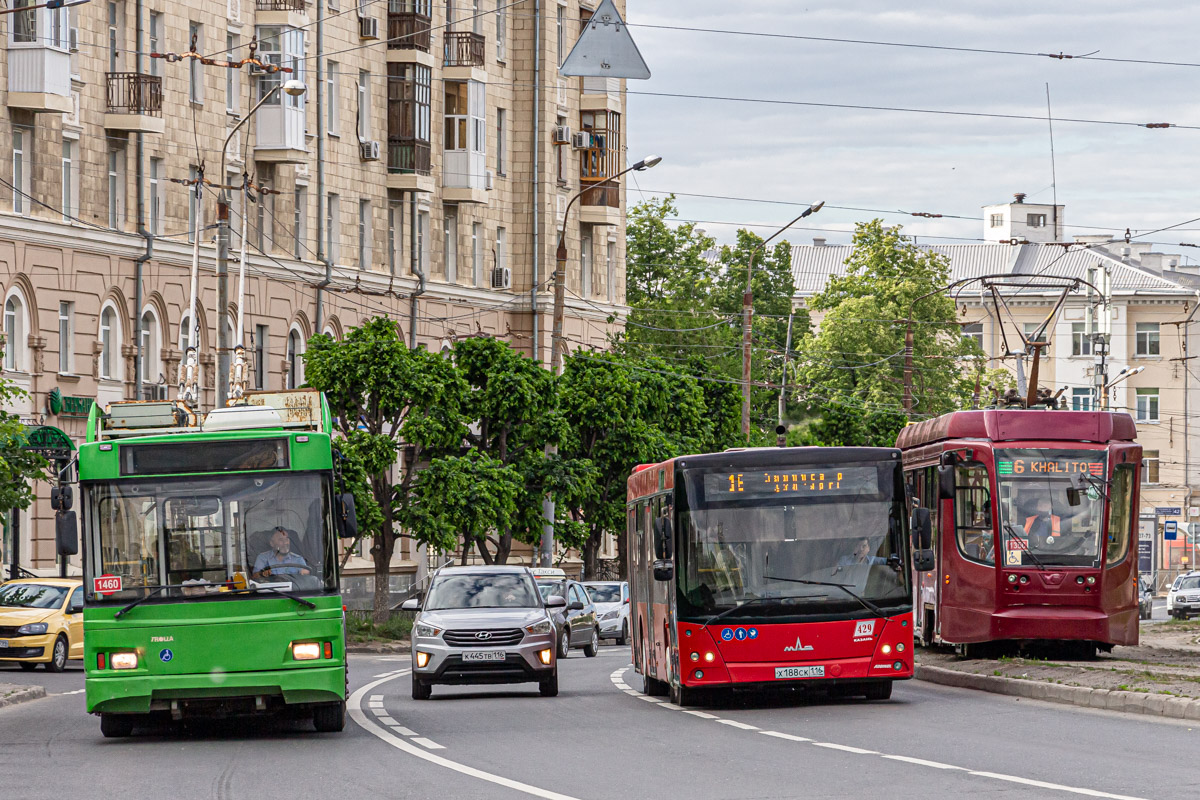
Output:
539,671,559,697
313,701,346,732
617,622,629,646
411,677,432,701
557,627,570,659
18,662,37,672
864,681,893,701
584,628,599,658
99,714,135,738
45,635,68,673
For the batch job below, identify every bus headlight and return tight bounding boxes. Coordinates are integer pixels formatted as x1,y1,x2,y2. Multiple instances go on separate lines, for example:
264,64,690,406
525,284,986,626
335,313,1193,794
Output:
292,642,321,660
881,644,892,655
110,652,139,670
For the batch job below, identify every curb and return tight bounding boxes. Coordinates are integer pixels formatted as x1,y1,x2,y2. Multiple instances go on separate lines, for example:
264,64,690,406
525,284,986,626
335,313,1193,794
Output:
0,685,47,711
346,644,411,655
915,665,1200,721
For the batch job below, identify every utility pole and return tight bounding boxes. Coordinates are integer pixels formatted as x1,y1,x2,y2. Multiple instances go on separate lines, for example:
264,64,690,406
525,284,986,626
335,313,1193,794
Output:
902,322,915,415
776,309,794,428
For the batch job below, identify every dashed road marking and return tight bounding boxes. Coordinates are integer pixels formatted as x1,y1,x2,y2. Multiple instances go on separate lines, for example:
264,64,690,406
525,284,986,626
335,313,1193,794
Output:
718,719,759,731
413,737,445,750
882,755,963,771
760,731,810,743
390,725,418,737
814,742,877,755
57,689,85,696
377,714,399,726
680,709,717,719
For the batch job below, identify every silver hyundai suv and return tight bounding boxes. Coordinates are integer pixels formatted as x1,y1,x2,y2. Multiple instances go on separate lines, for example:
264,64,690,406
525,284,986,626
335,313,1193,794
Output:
402,566,565,699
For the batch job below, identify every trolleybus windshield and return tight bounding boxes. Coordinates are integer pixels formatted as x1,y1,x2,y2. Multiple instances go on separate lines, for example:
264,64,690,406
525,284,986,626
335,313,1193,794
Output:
676,461,910,620
994,449,1107,568
86,472,336,603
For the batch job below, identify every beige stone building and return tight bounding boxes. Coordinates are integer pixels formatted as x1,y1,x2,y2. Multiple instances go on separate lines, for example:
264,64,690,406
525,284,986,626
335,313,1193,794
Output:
792,197,1200,590
0,0,634,596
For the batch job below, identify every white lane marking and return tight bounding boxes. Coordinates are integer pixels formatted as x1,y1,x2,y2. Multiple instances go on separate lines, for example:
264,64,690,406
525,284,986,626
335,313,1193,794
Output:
623,690,640,696
613,683,630,690
57,689,85,696
814,743,878,755
637,696,664,703
413,737,446,750
680,710,717,719
717,720,759,731
349,671,584,800
369,694,384,703
969,772,1146,800
882,755,964,771
377,714,399,726
373,671,404,678
760,731,811,743
390,726,418,737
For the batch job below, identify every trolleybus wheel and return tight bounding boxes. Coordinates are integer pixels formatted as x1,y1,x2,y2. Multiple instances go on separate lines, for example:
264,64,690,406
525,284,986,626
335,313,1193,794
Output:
411,678,432,701
584,628,599,657
313,701,346,732
864,681,893,701
46,635,68,673
539,671,559,697
99,714,135,738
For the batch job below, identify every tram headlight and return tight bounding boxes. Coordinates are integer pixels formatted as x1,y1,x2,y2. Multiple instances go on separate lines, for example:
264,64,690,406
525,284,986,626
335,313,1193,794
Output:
110,651,139,670
1086,576,1096,585
896,643,905,653
1007,574,1018,584
292,642,321,661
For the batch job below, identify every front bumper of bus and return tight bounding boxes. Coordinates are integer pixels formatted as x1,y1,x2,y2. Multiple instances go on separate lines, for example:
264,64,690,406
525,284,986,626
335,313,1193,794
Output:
680,655,913,689
86,665,346,715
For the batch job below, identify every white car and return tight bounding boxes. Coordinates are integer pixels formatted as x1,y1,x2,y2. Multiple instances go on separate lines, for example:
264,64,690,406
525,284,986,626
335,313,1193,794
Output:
1167,571,1200,620
583,581,629,645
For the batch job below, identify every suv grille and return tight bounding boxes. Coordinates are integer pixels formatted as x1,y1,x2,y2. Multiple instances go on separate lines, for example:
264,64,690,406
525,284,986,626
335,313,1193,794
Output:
443,628,525,647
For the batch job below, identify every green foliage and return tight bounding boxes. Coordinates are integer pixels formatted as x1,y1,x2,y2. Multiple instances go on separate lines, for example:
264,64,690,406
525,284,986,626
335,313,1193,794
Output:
406,450,523,557
0,350,48,513
346,612,413,642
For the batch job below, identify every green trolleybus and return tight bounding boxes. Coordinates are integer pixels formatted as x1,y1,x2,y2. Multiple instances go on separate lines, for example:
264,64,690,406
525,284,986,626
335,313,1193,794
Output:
78,390,356,737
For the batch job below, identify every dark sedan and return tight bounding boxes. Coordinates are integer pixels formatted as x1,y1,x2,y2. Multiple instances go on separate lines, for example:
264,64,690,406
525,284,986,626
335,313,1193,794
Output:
535,578,599,658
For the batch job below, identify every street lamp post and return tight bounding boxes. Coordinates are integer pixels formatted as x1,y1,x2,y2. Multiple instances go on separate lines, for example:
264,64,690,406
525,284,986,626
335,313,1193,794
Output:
215,78,305,406
540,154,661,568
741,201,823,440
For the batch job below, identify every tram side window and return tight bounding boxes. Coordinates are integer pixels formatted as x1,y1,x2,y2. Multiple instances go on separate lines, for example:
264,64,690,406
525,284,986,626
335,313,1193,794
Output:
922,466,939,550
955,464,994,565
1106,464,1134,564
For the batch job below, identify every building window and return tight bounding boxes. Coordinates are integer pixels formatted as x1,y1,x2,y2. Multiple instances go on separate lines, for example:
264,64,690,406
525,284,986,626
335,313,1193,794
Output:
471,0,480,33
579,110,620,199
444,81,469,153
99,305,118,380
495,0,506,61
989,213,1003,228
358,70,370,140
108,147,125,229
496,107,507,176
149,157,163,235
107,1,119,72
61,138,78,221
387,63,432,175
418,209,430,275
581,230,592,297
1071,323,1092,356
358,199,371,269
1142,450,1160,484
444,0,454,28
961,322,983,349
1135,322,1160,357
443,205,458,282
12,127,30,215
327,193,339,264
556,4,565,66
1027,213,1046,228
555,114,567,184
293,186,306,259
1071,387,1092,412
12,0,36,43
326,60,338,135
286,329,303,388
472,222,481,286
58,302,73,374
3,294,25,371
254,324,268,389
139,309,160,386
188,22,203,103
148,12,162,76
606,241,615,303
226,33,239,113
1136,388,1159,423
496,225,506,284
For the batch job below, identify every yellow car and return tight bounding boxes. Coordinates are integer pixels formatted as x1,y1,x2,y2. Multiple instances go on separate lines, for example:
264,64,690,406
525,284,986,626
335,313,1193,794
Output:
0,578,84,672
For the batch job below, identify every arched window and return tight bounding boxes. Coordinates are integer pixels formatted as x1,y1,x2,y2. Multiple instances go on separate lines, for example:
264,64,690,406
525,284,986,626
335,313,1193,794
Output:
286,328,304,388
99,305,119,380
178,312,194,352
140,309,161,385
3,293,25,371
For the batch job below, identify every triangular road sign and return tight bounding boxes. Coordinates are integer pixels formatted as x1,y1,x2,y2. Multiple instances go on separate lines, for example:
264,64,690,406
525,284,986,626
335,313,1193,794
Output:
559,0,651,80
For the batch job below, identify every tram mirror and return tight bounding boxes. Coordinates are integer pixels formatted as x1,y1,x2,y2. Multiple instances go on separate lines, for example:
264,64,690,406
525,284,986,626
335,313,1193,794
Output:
652,559,674,582
1066,487,1082,507
913,548,935,572
55,510,79,556
336,493,359,539
910,507,932,550
937,465,955,500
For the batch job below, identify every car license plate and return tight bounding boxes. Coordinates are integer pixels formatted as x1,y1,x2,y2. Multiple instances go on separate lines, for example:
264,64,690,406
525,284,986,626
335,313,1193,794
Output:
0,641,8,648
461,650,506,662
775,665,824,679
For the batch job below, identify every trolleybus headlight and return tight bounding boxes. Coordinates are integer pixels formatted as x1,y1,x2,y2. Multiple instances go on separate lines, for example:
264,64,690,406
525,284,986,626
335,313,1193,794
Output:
415,651,431,668
292,642,321,661
524,619,553,636
690,652,699,662
704,652,715,663
414,622,443,638
1086,576,1096,585
1007,574,1018,584
893,661,903,670
110,652,139,670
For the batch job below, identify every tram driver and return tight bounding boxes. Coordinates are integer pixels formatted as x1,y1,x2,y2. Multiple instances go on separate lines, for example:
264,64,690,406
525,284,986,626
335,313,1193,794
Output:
1023,495,1062,549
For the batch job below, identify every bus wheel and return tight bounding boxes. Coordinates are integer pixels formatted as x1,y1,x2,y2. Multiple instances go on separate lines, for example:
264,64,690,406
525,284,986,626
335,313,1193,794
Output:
864,681,893,701
643,673,668,697
313,701,346,733
670,682,699,707
99,714,135,738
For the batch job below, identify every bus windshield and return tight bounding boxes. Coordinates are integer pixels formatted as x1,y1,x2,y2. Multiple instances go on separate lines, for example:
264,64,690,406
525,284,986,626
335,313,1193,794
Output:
676,462,910,620
85,472,335,602
994,449,1107,568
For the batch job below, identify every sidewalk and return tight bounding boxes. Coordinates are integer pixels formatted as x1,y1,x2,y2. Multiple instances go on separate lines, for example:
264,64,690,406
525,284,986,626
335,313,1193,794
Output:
0,683,46,710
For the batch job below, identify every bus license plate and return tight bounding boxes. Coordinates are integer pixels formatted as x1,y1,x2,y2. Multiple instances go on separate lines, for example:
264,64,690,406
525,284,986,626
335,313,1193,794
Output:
461,650,506,662
775,665,824,679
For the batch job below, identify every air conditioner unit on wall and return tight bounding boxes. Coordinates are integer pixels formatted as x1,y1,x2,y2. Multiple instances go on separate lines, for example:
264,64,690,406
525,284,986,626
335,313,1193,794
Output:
360,140,381,161
571,131,589,149
552,125,571,144
491,266,512,290
359,16,379,40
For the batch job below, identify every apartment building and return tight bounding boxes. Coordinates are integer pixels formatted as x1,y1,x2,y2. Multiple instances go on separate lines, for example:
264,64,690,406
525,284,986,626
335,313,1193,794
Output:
0,0,633,592
791,197,1200,589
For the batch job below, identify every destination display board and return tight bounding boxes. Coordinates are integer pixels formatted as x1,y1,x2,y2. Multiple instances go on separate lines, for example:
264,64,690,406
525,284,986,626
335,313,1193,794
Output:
703,466,877,499
995,450,1105,479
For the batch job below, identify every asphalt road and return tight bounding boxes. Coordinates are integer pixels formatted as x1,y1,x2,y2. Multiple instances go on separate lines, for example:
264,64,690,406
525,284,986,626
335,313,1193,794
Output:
1,636,1195,800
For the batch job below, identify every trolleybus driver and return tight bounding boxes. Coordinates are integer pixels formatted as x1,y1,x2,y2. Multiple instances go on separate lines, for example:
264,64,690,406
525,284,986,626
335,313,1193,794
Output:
252,527,311,580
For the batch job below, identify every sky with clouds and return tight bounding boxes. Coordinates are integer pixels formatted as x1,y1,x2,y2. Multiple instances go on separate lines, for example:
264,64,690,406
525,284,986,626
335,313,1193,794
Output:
622,1,1200,256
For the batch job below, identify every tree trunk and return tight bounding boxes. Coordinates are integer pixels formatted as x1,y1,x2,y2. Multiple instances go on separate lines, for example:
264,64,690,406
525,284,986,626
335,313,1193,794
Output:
493,531,512,564
372,479,397,625
582,533,601,580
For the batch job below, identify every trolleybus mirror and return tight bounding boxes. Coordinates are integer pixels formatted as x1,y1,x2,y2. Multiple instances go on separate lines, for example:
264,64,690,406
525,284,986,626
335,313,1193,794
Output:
910,507,933,550
400,597,420,611
50,485,73,511
937,465,955,500
336,493,359,539
652,559,674,582
55,510,79,556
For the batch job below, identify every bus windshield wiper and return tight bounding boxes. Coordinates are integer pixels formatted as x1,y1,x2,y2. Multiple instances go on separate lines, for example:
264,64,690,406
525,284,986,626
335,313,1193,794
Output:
224,585,317,609
703,595,821,627
114,585,169,618
1003,524,1048,570
765,576,885,617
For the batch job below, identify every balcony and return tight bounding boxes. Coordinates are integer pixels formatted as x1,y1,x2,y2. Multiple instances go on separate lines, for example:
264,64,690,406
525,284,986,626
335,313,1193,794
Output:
580,182,622,226
256,0,307,27
443,31,486,81
386,137,433,192
8,8,71,114
104,73,164,134
388,11,431,52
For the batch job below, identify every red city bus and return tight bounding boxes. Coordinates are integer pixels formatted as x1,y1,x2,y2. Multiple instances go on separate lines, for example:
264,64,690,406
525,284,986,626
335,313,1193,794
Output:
896,409,1140,657
627,447,932,706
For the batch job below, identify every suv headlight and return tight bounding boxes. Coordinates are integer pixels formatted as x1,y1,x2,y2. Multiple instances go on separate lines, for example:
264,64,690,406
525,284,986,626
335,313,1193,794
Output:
414,622,442,638
524,618,553,635
16,623,48,636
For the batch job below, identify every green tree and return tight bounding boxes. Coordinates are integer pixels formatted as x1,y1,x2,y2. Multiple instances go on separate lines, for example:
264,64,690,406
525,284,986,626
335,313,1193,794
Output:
793,220,983,439
304,318,468,622
0,344,48,524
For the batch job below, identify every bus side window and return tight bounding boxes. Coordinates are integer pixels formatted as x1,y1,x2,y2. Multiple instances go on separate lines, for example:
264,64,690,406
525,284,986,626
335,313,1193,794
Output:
955,464,993,565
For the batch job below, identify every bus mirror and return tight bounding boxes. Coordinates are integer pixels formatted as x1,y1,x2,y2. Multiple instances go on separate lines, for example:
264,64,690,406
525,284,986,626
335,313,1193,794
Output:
913,548,935,572
937,465,956,500
653,517,673,560
652,559,674,582
55,510,79,557
337,493,359,539
910,507,932,550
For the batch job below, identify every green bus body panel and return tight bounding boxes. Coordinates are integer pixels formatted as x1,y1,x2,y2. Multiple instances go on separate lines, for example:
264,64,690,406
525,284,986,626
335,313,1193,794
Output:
78,429,334,479
84,596,345,713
